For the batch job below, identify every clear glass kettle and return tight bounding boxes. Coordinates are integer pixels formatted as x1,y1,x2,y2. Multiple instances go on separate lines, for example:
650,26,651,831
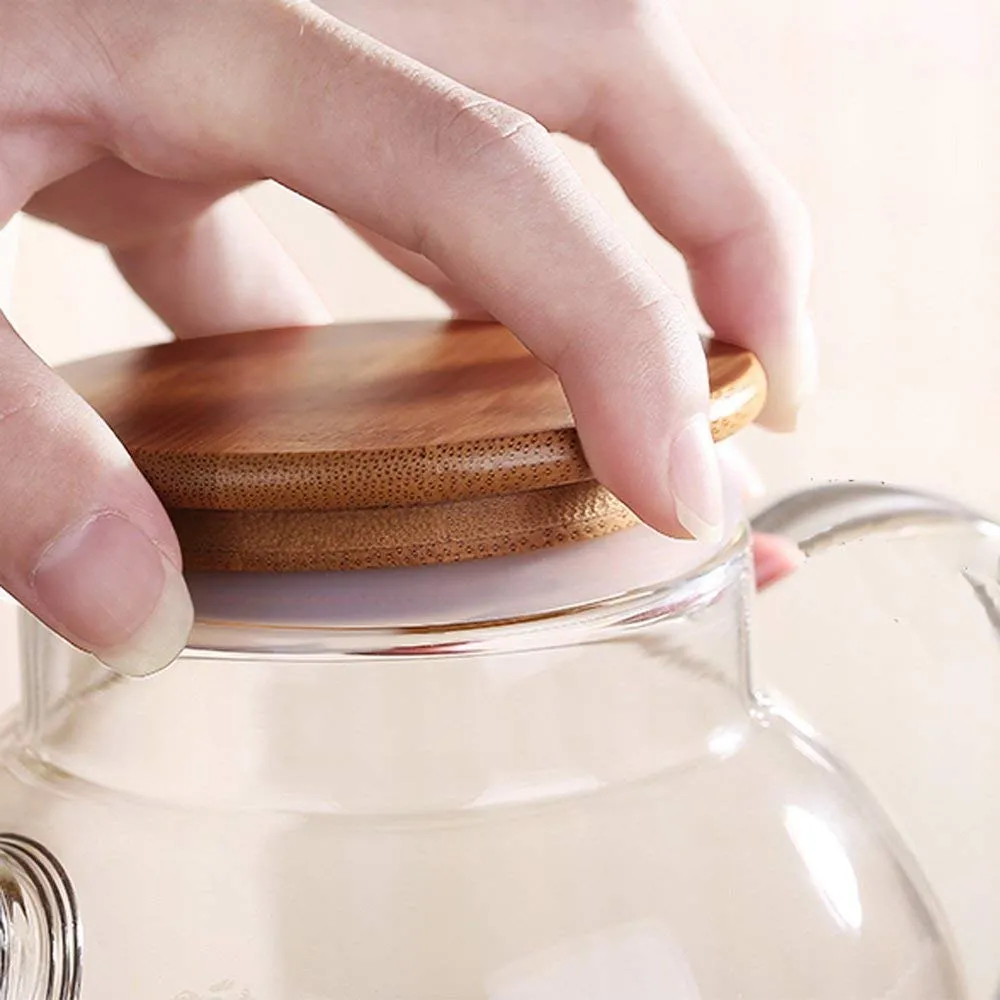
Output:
0,322,997,1000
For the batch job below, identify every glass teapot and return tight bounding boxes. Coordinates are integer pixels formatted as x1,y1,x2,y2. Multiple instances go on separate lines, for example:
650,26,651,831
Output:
0,321,998,1000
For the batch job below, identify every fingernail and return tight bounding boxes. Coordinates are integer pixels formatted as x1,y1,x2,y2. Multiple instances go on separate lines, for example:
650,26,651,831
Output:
758,314,819,432
32,513,193,677
668,414,724,544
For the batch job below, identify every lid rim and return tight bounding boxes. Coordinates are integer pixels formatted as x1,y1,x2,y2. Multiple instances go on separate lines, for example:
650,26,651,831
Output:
169,481,638,572
130,427,590,510
60,320,766,572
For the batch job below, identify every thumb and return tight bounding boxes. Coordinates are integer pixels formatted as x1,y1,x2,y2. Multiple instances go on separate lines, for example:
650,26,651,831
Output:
0,311,191,676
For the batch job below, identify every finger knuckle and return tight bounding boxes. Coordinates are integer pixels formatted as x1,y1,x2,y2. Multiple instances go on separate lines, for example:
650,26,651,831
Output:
756,180,813,266
729,169,811,259
776,187,813,250
0,381,44,426
432,96,551,180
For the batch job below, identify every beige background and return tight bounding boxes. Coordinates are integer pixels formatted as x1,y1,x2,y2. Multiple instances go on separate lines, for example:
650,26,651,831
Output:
2,0,1000,995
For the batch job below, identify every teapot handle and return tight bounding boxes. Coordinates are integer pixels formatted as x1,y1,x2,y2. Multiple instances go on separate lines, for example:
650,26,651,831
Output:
751,480,1000,1000
751,481,999,555
750,478,1000,727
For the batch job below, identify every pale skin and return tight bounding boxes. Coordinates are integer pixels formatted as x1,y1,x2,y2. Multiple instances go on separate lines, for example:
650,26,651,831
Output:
0,0,812,675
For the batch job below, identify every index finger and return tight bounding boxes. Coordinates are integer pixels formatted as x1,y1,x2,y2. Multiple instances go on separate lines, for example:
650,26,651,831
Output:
111,0,724,541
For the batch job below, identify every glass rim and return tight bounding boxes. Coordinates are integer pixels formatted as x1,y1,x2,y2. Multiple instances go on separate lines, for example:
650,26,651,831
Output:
183,524,750,659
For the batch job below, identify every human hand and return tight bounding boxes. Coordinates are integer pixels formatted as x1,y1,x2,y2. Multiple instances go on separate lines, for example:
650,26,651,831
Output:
317,0,816,432
1,0,812,674
320,0,814,581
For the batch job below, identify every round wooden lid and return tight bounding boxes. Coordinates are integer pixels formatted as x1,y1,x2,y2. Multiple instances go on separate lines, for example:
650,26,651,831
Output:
59,320,766,571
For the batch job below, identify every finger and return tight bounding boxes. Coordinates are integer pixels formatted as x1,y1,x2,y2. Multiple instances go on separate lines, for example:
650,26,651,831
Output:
26,160,331,338
344,219,491,319
0,309,192,676
752,534,805,590
114,2,722,539
585,5,816,431
717,440,765,504
349,217,774,523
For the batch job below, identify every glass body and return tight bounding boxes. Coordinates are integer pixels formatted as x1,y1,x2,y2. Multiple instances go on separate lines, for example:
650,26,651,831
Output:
0,484,997,999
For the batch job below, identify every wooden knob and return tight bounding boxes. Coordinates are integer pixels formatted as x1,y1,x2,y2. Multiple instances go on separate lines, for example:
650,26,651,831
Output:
59,320,766,571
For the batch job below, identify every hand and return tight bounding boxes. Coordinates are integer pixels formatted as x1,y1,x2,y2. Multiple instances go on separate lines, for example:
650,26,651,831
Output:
315,0,816,434
0,0,813,674
320,0,811,590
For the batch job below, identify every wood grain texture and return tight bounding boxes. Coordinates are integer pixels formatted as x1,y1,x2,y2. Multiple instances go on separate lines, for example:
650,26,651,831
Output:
170,482,638,572
59,320,766,571
60,320,765,511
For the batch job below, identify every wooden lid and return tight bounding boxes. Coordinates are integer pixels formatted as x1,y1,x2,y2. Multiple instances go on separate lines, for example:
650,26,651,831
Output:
59,320,765,571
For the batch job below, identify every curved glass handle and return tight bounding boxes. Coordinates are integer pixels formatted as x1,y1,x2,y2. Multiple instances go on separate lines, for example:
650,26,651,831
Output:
751,479,1000,715
752,481,1000,556
751,480,1000,1000
750,478,1000,740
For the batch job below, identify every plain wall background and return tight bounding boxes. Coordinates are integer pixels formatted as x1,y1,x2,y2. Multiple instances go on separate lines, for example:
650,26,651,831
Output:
2,0,1000,995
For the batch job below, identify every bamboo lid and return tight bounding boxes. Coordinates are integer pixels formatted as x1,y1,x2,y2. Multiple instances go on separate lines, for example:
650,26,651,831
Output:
59,320,766,571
